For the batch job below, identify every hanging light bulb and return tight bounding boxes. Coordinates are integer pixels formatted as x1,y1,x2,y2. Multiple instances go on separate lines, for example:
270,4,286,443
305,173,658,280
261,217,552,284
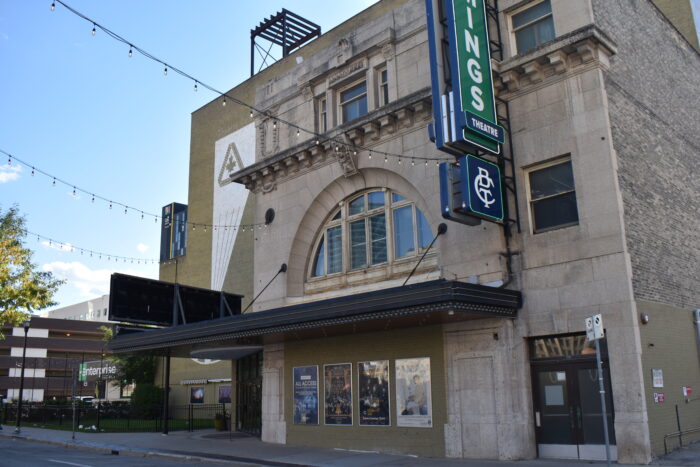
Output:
315,139,320,145
425,160,428,166
91,24,96,36
7,156,10,165
109,202,112,210
31,167,35,176
296,128,300,137
91,194,95,203
398,157,402,165
368,151,372,160
51,1,55,11
411,159,415,166
353,150,357,156
335,145,339,152
193,81,198,92
242,226,246,232
72,187,76,196
52,177,56,186
272,120,277,129
222,97,227,106
124,208,128,215
163,66,168,76
154,216,158,223
192,224,196,231
204,225,207,232
384,155,388,163
141,212,144,220
128,46,133,57
436,160,440,167
249,109,253,118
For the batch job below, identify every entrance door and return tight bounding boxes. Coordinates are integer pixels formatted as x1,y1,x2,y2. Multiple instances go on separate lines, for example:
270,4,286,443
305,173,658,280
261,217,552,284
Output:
236,351,262,436
532,362,616,460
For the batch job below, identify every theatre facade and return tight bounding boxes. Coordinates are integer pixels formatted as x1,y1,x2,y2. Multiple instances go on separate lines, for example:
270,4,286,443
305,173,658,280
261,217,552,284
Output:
110,0,700,463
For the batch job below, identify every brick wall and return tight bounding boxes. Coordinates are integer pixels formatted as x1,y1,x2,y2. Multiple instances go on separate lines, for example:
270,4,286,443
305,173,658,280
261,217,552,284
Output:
592,0,700,309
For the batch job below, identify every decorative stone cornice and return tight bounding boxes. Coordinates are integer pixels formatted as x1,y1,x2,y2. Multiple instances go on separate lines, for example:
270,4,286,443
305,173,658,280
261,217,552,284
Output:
231,88,432,193
494,24,617,98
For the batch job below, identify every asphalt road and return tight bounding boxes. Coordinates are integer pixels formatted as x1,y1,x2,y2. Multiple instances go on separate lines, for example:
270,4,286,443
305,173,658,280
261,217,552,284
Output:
0,437,201,466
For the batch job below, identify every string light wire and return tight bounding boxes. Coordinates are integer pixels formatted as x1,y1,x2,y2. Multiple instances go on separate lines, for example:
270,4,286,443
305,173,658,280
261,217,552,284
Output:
24,228,158,264
1,148,266,231
51,0,453,165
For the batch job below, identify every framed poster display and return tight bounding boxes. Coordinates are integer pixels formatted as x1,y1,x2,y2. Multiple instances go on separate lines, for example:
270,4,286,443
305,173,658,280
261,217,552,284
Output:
218,385,232,403
190,386,205,404
395,357,432,427
324,363,353,425
358,360,390,426
293,365,319,424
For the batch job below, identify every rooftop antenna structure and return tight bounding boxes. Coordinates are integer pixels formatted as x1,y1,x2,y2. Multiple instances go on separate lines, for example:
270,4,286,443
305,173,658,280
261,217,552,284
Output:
250,9,321,76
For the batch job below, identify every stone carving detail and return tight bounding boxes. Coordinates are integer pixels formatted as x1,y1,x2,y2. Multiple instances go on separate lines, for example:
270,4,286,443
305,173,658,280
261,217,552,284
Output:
334,147,358,178
337,37,353,66
382,43,395,61
301,85,313,101
258,112,280,158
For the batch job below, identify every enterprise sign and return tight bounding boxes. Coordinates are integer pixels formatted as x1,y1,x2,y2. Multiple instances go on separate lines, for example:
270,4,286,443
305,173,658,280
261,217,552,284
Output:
426,0,504,155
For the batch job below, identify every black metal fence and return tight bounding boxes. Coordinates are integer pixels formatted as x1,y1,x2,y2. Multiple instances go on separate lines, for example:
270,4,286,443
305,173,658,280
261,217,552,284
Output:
2,402,227,433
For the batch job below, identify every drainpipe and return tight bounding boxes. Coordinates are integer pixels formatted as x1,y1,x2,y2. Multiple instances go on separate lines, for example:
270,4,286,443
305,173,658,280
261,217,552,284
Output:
694,309,700,360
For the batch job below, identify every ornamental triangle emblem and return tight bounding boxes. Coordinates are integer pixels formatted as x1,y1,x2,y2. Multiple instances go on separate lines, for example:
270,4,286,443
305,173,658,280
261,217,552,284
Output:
217,142,245,187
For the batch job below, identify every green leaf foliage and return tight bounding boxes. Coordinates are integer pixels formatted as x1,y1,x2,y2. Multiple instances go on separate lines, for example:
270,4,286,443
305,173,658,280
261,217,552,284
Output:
0,206,64,338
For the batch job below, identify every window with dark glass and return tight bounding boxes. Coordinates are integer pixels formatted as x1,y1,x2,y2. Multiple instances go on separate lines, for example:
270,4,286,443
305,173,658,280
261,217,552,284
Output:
310,190,433,278
378,68,389,105
340,80,368,123
512,0,555,54
528,159,579,233
318,97,327,133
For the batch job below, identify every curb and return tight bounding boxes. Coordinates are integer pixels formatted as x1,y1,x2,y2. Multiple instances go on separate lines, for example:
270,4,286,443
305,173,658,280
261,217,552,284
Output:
0,431,308,466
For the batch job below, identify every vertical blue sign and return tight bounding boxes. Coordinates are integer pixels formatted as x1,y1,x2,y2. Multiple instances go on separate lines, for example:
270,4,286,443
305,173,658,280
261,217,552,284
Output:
459,154,503,222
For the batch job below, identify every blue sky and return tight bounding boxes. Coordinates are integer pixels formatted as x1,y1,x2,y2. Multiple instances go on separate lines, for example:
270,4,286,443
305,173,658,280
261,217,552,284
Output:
0,0,377,311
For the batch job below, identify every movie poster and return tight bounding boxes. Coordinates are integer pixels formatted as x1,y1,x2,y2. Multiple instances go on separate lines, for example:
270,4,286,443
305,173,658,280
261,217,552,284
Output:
218,385,232,404
293,365,319,425
324,363,352,425
190,386,205,404
358,360,390,426
395,357,432,427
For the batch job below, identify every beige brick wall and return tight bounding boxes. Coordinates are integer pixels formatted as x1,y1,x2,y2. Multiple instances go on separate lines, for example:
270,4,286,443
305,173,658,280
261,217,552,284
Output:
639,300,700,457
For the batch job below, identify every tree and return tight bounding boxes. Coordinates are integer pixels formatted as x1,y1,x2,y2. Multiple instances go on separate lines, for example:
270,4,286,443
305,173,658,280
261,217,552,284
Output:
100,325,157,388
0,206,63,338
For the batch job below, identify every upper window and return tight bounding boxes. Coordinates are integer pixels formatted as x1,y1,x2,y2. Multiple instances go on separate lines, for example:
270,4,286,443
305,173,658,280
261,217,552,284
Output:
527,158,579,233
310,190,433,278
318,97,327,133
512,0,555,54
378,67,389,106
339,80,368,123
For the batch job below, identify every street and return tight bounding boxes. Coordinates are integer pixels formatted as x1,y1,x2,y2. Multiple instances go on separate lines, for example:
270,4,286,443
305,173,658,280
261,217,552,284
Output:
0,437,228,466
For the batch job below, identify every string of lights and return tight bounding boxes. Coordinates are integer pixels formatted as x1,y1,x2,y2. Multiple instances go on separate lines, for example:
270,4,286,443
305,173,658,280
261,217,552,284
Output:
50,0,454,166
23,228,159,265
2,148,267,231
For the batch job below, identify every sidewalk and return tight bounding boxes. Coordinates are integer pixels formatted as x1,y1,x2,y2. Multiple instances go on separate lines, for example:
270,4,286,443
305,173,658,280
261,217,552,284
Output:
0,424,698,466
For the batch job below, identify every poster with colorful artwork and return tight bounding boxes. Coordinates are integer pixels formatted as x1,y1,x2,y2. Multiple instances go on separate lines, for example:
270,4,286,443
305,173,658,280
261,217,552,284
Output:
293,365,319,425
358,360,390,426
190,386,205,404
218,385,232,403
324,363,352,425
395,357,432,427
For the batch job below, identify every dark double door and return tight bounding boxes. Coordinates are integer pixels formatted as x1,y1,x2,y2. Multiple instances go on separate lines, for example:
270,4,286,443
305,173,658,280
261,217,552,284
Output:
532,361,616,460
236,351,262,436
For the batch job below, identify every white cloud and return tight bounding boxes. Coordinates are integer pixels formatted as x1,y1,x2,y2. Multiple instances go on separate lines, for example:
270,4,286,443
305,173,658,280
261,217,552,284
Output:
0,164,21,183
42,261,143,299
136,243,149,253
41,241,73,252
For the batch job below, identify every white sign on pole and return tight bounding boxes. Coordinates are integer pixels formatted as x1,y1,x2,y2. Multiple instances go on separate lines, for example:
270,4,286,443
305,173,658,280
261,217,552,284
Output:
585,317,595,341
593,314,604,340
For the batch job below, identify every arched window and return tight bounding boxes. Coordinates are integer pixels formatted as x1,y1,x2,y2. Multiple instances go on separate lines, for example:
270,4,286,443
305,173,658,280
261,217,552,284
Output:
310,189,433,278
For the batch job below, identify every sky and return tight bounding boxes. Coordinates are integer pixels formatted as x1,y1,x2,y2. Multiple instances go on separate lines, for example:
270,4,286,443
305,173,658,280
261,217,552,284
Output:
0,0,378,312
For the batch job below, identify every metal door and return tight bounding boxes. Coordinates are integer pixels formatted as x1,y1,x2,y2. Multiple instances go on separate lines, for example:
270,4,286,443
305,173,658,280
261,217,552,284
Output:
235,351,262,436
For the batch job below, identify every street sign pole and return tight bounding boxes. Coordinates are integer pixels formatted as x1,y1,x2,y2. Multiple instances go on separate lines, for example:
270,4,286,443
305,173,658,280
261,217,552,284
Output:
71,368,76,440
587,314,611,467
594,337,612,467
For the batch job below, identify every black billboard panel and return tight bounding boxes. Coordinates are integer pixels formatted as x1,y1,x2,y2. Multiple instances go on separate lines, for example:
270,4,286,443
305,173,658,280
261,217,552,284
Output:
109,273,243,327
